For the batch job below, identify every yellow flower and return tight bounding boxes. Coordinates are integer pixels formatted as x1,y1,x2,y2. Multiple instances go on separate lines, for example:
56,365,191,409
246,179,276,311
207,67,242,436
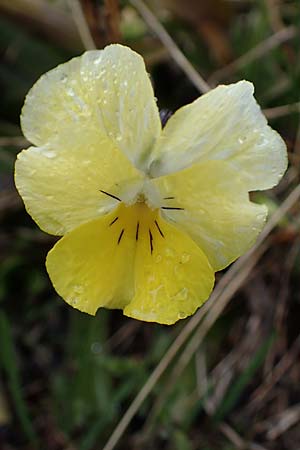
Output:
15,44,287,325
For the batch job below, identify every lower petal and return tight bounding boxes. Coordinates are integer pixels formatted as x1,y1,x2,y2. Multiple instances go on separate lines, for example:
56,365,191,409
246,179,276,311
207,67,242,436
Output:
124,216,214,325
46,208,137,314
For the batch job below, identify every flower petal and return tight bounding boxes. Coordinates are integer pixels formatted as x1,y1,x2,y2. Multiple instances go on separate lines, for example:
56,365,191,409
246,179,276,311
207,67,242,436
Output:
46,208,137,314
15,144,143,235
124,216,214,325
150,81,287,191
152,160,268,271
21,44,161,171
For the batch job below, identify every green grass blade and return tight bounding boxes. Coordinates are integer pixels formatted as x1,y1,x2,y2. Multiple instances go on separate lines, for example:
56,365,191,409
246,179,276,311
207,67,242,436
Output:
0,310,38,445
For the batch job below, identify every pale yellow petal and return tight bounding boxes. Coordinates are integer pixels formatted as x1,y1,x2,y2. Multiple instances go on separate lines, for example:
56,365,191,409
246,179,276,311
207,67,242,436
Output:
150,81,287,191
15,144,143,235
46,207,138,314
152,160,268,271
21,44,161,171
124,215,214,325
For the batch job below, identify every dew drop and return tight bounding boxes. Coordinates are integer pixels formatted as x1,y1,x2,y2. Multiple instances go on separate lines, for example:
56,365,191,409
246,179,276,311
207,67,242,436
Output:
178,311,187,319
181,253,190,264
69,297,79,306
165,247,175,257
66,87,75,97
91,342,102,354
155,254,162,263
174,287,189,301
43,150,56,159
73,285,83,294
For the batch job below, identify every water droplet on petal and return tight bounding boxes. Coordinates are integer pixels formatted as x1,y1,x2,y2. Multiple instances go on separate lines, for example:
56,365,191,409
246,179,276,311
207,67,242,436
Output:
69,297,79,306
178,311,187,319
66,87,75,97
43,150,56,159
165,247,175,257
181,253,190,264
173,287,189,301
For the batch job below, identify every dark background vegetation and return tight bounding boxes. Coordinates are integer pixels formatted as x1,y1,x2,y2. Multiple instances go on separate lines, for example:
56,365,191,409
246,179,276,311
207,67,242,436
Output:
0,1,300,449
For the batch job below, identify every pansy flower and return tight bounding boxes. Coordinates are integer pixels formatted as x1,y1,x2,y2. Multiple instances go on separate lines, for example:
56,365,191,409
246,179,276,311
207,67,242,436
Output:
15,45,287,325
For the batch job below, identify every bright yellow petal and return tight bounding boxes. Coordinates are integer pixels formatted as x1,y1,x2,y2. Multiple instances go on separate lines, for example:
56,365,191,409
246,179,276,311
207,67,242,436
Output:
152,160,268,271
15,144,143,235
46,206,139,314
150,81,287,191
124,215,214,325
21,44,161,171
47,201,214,324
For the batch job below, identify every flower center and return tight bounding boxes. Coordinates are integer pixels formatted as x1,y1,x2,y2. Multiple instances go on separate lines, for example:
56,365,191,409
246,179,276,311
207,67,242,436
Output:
108,202,165,254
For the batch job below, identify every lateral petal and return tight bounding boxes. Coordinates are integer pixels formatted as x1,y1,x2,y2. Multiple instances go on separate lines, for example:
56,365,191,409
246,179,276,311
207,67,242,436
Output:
152,160,268,271
15,143,143,235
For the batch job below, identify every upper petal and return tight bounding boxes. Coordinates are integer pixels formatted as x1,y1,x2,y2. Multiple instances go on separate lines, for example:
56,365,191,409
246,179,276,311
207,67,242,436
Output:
150,81,287,191
124,215,214,325
21,44,161,171
15,142,143,235
152,160,268,271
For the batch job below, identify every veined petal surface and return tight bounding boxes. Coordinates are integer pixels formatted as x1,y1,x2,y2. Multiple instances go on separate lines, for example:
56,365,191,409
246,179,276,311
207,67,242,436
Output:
21,44,161,171
15,143,143,235
124,216,214,325
153,160,268,271
150,81,287,191
46,208,137,314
